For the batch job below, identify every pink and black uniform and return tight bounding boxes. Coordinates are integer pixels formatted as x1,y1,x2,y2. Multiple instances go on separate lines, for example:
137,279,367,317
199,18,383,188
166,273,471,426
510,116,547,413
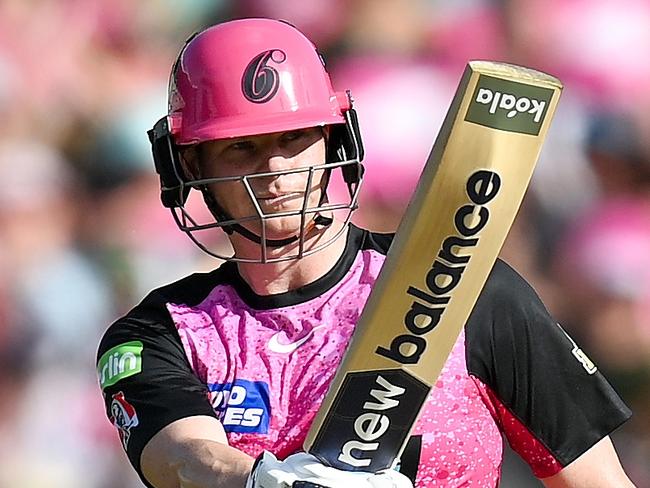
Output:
97,225,631,487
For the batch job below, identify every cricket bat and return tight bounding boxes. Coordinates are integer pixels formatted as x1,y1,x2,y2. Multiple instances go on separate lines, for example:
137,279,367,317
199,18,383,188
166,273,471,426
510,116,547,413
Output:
303,61,563,473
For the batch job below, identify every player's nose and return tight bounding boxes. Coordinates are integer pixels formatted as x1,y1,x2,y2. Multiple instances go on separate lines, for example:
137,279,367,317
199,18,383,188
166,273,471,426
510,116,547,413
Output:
263,152,295,173
256,140,299,175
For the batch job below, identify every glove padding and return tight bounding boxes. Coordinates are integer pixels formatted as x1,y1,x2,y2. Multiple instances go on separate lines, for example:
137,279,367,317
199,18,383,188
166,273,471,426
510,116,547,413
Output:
246,451,413,488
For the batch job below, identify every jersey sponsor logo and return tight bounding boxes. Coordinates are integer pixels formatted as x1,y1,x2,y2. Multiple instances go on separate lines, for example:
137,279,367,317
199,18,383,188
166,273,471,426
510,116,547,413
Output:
241,50,287,103
97,341,143,389
110,391,139,450
556,323,598,375
208,379,271,434
465,74,554,135
267,324,327,354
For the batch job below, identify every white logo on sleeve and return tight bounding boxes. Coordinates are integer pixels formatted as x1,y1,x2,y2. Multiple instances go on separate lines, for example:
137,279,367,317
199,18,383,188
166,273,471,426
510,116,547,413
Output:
268,324,327,354
556,323,598,375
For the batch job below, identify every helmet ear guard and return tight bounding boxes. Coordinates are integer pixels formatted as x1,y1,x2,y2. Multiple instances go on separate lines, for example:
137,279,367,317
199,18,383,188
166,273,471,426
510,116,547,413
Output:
328,102,365,188
147,117,189,208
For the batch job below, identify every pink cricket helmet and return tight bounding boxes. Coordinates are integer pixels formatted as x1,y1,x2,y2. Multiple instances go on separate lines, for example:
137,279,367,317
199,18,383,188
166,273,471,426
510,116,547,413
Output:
148,18,364,262
168,18,352,144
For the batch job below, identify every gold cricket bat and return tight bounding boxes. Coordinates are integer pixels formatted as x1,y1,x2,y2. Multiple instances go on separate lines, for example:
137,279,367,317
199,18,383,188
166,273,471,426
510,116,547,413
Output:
303,61,563,472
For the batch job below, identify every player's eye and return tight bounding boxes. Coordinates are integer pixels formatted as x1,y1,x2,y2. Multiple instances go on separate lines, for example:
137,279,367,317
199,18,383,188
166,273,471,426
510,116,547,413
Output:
282,129,308,142
227,140,256,152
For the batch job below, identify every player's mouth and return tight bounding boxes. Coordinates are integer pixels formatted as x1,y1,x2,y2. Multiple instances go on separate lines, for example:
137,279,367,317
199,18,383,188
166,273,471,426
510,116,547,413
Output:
257,192,303,206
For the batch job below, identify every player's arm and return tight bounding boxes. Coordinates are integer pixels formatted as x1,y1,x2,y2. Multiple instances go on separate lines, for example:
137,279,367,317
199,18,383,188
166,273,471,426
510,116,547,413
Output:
466,261,633,483
540,436,635,488
141,418,413,488
140,416,254,488
96,295,238,488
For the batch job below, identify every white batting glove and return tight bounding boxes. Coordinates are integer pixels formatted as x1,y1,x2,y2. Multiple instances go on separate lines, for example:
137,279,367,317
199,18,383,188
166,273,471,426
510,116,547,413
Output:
245,451,413,488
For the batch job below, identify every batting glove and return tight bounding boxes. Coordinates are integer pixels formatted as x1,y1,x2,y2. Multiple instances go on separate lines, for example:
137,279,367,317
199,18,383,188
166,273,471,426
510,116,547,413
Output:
245,451,413,488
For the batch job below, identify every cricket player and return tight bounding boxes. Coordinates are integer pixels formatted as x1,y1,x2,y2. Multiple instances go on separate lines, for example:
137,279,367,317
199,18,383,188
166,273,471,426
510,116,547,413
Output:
96,18,635,488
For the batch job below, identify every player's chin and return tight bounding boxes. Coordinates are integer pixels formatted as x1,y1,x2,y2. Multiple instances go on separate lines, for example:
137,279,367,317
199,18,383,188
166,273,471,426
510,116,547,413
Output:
257,215,305,240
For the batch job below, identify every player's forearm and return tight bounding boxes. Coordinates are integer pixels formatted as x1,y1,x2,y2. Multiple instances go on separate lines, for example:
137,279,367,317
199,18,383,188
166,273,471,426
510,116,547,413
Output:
142,438,255,488
540,437,635,488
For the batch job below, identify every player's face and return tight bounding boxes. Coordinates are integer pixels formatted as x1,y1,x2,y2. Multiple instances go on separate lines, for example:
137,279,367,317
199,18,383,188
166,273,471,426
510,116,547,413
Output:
197,127,329,240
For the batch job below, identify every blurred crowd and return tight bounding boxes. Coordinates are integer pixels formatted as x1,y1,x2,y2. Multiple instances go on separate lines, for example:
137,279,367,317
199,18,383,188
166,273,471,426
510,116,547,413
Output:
0,0,649,486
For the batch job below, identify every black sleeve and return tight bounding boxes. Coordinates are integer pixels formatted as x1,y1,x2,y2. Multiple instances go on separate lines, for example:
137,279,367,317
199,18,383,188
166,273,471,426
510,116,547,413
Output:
96,290,217,486
466,259,632,469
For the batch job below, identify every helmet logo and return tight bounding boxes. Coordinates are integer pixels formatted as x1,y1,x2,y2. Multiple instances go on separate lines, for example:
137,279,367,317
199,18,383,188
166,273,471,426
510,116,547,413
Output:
242,50,287,103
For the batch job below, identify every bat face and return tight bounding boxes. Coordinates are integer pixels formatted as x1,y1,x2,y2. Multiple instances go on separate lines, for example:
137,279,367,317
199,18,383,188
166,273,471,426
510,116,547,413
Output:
308,168,503,472
304,62,563,472
375,169,501,367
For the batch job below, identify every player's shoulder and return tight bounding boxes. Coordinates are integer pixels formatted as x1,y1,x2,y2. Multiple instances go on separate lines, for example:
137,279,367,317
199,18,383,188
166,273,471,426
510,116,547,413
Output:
97,263,236,361
477,258,540,309
145,261,239,307
466,258,551,347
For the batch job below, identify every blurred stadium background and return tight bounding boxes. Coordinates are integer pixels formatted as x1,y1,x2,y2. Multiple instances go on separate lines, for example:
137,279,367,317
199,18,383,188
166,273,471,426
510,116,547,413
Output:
0,0,649,486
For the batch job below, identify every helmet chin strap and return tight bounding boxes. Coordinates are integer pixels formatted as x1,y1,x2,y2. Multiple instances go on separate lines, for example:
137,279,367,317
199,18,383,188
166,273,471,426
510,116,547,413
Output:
230,213,333,247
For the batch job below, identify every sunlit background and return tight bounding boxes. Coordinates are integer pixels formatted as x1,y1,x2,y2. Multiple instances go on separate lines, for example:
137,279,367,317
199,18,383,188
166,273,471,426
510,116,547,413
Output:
1,0,649,486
